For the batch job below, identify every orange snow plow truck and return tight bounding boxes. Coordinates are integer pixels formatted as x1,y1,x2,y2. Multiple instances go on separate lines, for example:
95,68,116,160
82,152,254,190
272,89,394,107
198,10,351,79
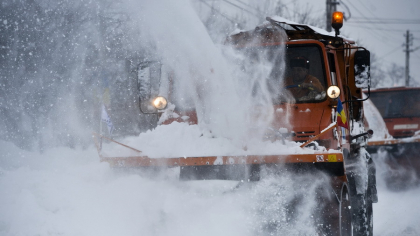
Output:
93,13,377,236
365,87,420,189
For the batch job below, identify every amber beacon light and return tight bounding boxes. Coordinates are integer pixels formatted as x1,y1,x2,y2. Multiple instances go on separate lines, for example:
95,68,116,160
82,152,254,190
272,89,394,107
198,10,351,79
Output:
331,11,344,36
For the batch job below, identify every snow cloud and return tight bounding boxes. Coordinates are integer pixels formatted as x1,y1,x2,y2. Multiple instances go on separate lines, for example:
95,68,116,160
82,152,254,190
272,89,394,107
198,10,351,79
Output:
123,0,287,147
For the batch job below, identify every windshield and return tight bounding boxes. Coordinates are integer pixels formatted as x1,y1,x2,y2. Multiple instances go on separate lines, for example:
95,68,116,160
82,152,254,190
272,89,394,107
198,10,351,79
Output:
282,45,327,103
369,89,420,118
242,44,327,104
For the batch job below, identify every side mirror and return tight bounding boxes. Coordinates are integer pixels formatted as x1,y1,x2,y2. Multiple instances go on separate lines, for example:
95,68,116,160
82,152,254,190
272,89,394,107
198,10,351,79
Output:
354,50,370,89
137,61,162,113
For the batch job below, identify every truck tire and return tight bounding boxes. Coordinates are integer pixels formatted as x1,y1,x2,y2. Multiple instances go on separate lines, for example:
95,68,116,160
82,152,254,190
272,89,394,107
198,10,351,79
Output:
317,183,352,236
340,186,353,236
345,147,375,236
366,191,373,236
365,158,376,236
347,174,373,236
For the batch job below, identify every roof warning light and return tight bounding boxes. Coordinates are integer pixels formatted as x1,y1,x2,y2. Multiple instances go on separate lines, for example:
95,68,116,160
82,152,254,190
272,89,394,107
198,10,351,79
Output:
332,11,344,36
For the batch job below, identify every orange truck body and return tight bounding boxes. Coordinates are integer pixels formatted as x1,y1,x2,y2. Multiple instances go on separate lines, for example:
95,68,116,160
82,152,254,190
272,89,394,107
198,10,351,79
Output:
367,87,420,138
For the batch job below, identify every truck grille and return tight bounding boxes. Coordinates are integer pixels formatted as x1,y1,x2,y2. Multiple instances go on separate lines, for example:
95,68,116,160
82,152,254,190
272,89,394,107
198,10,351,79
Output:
296,131,315,138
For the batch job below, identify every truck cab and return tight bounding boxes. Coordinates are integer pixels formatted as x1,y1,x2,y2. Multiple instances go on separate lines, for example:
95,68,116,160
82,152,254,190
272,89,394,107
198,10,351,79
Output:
365,87,420,190
368,87,420,138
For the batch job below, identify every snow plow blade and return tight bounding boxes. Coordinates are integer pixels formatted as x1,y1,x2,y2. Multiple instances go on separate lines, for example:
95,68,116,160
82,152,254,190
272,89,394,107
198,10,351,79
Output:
92,132,346,180
367,137,420,147
99,154,344,167
102,154,345,181
367,137,420,160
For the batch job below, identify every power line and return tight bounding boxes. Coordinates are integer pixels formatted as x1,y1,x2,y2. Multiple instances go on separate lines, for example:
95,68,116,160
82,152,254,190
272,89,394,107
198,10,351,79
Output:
345,23,420,32
342,0,402,43
412,53,420,64
351,17,420,22
343,24,400,45
234,0,262,15
379,45,403,58
199,0,238,24
282,0,296,6
348,21,420,25
338,0,351,20
354,0,376,17
222,0,259,18
413,52,420,60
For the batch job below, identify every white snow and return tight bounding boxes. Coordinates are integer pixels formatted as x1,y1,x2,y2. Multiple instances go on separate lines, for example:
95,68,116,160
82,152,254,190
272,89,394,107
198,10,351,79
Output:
321,122,336,133
101,122,319,158
157,103,179,125
355,65,370,88
2,0,418,235
374,186,420,236
268,16,354,41
363,93,393,141
1,140,420,236
372,153,420,236
124,0,282,147
279,127,288,134
0,141,324,236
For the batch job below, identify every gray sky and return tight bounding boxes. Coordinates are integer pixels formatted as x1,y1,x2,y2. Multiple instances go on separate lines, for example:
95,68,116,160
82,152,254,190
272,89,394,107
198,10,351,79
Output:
301,0,420,87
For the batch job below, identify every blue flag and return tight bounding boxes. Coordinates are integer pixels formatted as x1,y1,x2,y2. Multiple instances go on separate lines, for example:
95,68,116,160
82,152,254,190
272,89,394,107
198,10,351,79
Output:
101,104,114,135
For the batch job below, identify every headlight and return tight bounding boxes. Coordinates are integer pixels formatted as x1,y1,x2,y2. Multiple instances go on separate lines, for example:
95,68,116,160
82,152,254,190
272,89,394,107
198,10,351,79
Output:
327,86,340,99
152,96,168,110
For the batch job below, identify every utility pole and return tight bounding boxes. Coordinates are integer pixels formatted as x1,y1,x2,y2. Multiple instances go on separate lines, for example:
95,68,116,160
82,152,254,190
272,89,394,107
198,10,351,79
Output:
404,30,411,86
326,0,339,32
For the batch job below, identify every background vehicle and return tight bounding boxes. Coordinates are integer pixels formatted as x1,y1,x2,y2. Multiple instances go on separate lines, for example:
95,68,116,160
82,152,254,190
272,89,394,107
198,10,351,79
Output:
365,87,420,190
94,13,377,235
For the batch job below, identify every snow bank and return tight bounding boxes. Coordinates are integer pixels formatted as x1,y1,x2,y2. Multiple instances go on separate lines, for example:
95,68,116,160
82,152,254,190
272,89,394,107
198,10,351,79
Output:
2,140,420,236
374,181,420,236
101,122,323,158
363,94,392,141
0,141,326,236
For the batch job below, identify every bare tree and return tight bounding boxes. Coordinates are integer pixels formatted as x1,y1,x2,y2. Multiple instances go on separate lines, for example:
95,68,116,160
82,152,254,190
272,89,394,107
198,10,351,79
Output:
387,62,405,87
194,0,325,42
369,53,386,88
281,1,325,28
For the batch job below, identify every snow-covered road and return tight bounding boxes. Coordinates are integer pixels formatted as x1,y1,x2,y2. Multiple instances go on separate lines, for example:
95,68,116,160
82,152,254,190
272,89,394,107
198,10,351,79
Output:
1,140,419,236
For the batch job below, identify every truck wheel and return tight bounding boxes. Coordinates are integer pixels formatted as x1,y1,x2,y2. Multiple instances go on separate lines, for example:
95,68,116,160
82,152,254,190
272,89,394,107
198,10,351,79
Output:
340,186,352,236
318,184,352,236
365,160,375,236
365,186,374,236
348,175,373,236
